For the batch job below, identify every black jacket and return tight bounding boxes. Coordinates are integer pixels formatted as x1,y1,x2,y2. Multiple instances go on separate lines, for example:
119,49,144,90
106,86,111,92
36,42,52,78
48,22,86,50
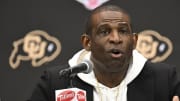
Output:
29,61,180,101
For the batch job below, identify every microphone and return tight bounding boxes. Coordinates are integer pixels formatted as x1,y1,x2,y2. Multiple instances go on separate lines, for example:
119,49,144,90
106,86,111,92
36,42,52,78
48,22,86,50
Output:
59,60,93,77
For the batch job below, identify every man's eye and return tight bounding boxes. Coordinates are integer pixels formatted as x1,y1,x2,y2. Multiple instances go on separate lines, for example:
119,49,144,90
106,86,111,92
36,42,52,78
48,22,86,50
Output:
98,29,110,35
119,30,127,33
119,29,129,34
100,30,110,35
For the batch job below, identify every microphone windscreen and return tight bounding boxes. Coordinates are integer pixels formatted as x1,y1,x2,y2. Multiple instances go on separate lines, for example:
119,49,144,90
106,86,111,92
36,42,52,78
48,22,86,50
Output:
81,60,93,74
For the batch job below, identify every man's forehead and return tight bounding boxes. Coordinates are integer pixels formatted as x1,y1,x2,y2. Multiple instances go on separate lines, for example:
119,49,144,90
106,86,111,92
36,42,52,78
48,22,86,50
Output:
92,10,130,24
96,22,130,29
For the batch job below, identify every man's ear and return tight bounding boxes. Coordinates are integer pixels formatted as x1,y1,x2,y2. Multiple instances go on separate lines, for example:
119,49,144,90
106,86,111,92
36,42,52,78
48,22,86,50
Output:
133,33,138,49
81,34,91,51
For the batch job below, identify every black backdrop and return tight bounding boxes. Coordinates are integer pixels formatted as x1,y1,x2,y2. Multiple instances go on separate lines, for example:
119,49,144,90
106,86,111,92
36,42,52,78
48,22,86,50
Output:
0,0,180,101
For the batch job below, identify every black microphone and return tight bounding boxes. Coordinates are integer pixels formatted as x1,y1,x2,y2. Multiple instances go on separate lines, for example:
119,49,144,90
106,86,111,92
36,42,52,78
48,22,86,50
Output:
59,60,93,77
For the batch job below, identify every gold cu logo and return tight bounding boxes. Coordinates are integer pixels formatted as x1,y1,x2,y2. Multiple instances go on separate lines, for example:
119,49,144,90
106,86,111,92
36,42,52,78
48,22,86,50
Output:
136,30,173,62
9,30,61,69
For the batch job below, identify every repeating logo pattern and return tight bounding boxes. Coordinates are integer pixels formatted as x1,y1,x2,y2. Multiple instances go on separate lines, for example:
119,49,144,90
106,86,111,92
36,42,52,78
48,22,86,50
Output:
9,29,173,69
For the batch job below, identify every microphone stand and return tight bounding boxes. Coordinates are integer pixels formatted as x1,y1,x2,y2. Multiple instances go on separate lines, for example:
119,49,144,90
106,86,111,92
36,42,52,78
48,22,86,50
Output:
59,69,77,88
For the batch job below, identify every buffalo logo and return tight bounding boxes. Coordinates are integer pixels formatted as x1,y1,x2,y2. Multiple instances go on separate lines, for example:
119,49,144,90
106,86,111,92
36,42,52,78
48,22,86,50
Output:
136,30,173,62
9,30,61,69
76,0,109,10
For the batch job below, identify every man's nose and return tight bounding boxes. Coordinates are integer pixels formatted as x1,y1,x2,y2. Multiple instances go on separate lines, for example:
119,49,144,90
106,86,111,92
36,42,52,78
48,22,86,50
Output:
109,31,122,44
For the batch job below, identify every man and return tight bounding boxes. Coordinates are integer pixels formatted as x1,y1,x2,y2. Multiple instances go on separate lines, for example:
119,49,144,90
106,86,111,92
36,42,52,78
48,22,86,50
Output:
29,5,180,101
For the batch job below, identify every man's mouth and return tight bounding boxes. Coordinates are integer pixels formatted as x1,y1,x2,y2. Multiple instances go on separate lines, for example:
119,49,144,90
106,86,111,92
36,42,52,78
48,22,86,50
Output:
109,49,123,58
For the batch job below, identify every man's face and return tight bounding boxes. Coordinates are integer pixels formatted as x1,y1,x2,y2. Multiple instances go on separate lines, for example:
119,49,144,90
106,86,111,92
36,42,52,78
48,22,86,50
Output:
89,10,137,72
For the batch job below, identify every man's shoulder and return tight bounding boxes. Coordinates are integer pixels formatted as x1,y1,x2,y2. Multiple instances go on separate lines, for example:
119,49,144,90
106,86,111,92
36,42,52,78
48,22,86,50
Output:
39,63,70,80
145,60,174,68
143,61,176,74
132,61,177,84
